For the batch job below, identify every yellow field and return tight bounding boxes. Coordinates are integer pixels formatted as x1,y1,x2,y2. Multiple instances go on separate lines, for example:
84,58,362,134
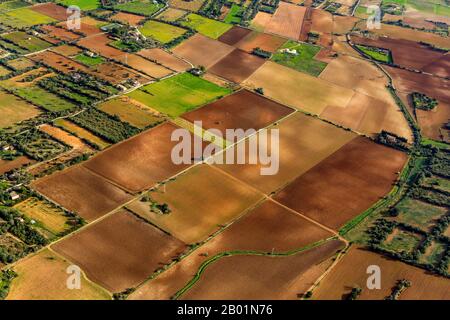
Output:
53,119,110,150
7,249,111,300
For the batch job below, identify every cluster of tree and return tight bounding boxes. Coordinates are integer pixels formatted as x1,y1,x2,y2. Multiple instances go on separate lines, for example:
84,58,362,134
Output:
34,153,91,179
37,77,94,107
410,186,449,208
70,108,140,144
108,24,158,53
381,3,404,16
346,287,362,300
367,218,396,245
385,279,411,300
324,2,341,14
411,92,438,111
140,194,171,215
0,269,17,300
18,69,50,83
200,0,228,18
376,130,409,151
241,0,261,25
252,47,271,59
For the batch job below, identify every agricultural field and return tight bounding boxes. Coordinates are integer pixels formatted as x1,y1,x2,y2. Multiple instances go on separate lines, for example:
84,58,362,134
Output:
128,72,232,117
180,14,232,39
57,0,100,11
156,7,187,22
0,7,56,28
5,57,35,71
139,20,187,44
262,2,306,40
0,91,41,128
113,0,164,16
0,0,29,12
137,48,190,71
0,156,34,175
1,31,52,53
110,12,146,26
53,119,110,150
168,0,206,12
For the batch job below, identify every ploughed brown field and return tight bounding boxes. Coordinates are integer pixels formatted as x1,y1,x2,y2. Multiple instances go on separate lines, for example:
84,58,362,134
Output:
351,35,447,77
52,210,186,293
264,2,306,40
274,136,407,230
126,164,264,244
31,3,69,21
137,48,190,72
0,156,34,175
173,34,234,68
180,239,345,300
181,89,294,137
39,124,93,152
83,122,197,193
214,112,356,195
77,33,125,59
208,49,265,83
313,246,450,300
129,200,334,300
218,26,253,46
110,12,146,26
235,31,286,53
31,165,132,221
118,54,173,79
41,25,82,42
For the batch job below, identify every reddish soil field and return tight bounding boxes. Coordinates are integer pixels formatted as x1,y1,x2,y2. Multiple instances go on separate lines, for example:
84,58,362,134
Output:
29,51,88,74
31,166,132,221
0,156,34,175
110,12,146,26
181,239,345,300
51,44,82,57
208,49,265,83
182,89,293,138
83,123,196,193
218,26,253,46
39,124,93,152
422,54,450,79
31,3,69,21
52,210,186,293
173,34,234,68
40,25,82,42
118,54,172,79
265,2,306,40
351,35,446,74
314,246,450,300
129,200,335,300
416,103,450,142
137,48,190,72
274,136,407,230
235,31,286,53
311,8,333,34
77,33,125,59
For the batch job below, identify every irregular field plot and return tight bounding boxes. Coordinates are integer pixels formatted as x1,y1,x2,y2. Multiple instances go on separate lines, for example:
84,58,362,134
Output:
119,53,173,79
13,197,72,235
7,249,111,300
182,89,294,136
214,112,356,195
30,2,69,20
169,0,206,11
181,13,232,39
274,136,407,230
0,156,34,175
137,48,190,72
5,57,35,71
218,26,252,46
129,200,334,300
97,97,165,129
156,7,187,22
39,124,93,152
1,31,52,52
0,0,29,12
235,31,286,53
139,20,187,44
110,12,145,25
209,49,265,83
0,7,56,28
381,228,422,253
53,119,110,150
83,122,194,193
313,246,450,300
31,165,132,221
264,2,306,40
173,34,234,68
392,198,447,231
244,61,354,114
0,91,41,128
127,164,264,244
113,0,163,16
128,72,232,117
181,240,345,300
53,210,186,293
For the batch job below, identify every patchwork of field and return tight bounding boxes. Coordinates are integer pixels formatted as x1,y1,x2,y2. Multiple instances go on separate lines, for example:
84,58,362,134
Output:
137,48,190,72
129,201,336,300
313,246,450,300
139,20,187,44
52,210,186,293
0,6,56,28
263,2,306,40
7,249,111,300
31,165,132,221
214,112,356,195
274,136,407,230
113,0,162,15
180,14,232,39
0,91,41,128
232,30,286,54
218,26,253,46
40,25,82,42
53,119,110,150
1,31,52,53
39,124,93,152
169,0,206,12
182,89,294,137
173,34,235,68
156,7,187,22
0,156,34,175
110,12,145,26
31,2,69,20
128,72,232,117
97,97,165,129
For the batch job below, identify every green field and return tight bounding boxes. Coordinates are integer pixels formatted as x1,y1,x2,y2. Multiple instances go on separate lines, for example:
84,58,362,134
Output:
271,41,327,77
57,0,100,11
139,20,187,43
0,7,56,28
181,13,232,39
2,32,52,53
128,73,232,117
356,44,392,63
0,66,10,77
74,53,105,66
393,197,447,230
0,0,29,12
422,175,450,193
420,241,446,265
383,0,450,17
113,0,164,16
224,4,244,24
382,229,422,253
7,86,76,112
0,39,28,54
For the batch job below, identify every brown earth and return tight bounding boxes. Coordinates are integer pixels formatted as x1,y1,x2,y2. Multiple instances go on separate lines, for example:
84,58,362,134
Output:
313,246,450,300
31,165,132,221
235,31,286,53
181,89,294,138
40,25,81,42
273,136,407,230
137,48,190,72
52,210,186,293
208,49,265,83
31,3,69,21
39,124,93,152
0,156,34,175
264,2,306,40
172,34,234,68
110,12,146,26
218,26,253,46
